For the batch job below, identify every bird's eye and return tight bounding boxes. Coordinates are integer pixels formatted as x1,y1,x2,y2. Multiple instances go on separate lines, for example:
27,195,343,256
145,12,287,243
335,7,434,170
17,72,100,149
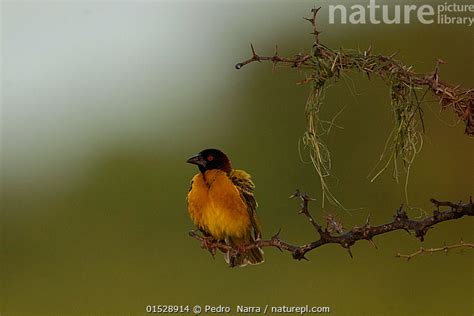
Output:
207,155,214,161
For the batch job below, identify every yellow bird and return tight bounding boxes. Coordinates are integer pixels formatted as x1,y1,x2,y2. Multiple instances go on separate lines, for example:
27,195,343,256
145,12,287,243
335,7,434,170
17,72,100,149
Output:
186,148,264,267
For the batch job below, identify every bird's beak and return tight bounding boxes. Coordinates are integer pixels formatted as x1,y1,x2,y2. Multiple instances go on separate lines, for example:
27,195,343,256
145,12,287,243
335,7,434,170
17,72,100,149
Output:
186,154,206,167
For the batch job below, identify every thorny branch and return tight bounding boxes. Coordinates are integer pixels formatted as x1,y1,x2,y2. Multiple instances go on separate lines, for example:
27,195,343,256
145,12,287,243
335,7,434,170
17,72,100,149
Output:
235,6,474,135
189,192,474,261
396,240,474,261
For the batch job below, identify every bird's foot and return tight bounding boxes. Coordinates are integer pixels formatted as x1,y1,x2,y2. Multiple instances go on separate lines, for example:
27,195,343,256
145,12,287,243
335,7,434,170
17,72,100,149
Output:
235,242,248,255
201,236,217,258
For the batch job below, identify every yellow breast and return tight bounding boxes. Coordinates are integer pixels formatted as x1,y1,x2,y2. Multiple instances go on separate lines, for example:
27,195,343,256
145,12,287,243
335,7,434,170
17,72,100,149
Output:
187,170,251,240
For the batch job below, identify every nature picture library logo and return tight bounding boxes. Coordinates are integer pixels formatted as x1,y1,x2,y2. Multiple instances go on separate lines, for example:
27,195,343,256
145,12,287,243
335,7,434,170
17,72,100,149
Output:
328,0,474,26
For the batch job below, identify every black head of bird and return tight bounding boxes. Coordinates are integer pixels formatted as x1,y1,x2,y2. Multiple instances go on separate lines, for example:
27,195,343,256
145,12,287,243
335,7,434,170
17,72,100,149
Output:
186,148,232,173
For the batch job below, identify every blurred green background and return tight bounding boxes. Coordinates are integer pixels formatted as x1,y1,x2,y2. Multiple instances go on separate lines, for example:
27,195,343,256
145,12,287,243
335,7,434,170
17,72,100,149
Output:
1,1,473,315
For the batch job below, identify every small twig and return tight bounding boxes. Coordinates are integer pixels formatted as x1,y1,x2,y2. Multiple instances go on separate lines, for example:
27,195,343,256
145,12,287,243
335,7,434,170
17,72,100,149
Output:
396,240,474,261
290,189,323,234
235,44,312,70
430,198,461,210
303,6,322,44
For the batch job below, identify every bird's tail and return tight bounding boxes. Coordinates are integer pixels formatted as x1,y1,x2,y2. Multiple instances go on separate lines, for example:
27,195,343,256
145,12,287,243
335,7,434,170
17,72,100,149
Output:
224,234,264,268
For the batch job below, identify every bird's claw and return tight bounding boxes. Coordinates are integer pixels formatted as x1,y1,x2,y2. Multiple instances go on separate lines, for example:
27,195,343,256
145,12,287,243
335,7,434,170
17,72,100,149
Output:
235,243,247,255
201,236,217,258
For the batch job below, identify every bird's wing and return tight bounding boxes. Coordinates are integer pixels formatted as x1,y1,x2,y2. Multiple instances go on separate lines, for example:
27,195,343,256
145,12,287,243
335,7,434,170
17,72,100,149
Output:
230,170,261,239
